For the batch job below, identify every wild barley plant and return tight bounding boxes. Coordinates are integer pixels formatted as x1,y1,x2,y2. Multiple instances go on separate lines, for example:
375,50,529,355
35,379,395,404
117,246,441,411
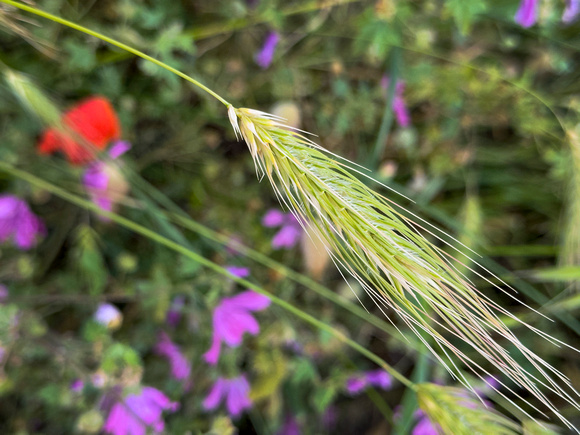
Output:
2,0,580,431
228,106,580,430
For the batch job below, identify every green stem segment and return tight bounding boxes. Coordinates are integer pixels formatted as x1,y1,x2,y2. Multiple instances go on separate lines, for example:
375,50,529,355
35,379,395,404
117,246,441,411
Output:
0,0,230,106
0,161,414,390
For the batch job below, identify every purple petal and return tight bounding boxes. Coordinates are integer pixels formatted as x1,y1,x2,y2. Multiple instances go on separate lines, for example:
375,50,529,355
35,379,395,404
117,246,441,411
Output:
108,140,131,159
228,290,271,311
393,96,411,127
141,386,179,412
94,303,122,327
166,295,185,328
83,163,109,190
255,32,280,69
203,333,222,365
0,284,8,304
215,307,260,346
225,266,250,279
563,0,580,23
484,375,501,390
277,415,301,435
262,209,286,227
226,375,252,417
155,332,191,381
515,0,538,28
203,378,228,410
0,195,45,250
70,379,84,393
365,369,392,390
412,416,440,435
272,225,302,249
346,376,368,395
104,402,146,435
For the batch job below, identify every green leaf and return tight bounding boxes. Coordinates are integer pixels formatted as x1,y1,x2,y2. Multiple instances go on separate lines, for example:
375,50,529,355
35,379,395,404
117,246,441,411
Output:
101,342,141,374
312,385,336,413
72,225,107,296
445,0,486,35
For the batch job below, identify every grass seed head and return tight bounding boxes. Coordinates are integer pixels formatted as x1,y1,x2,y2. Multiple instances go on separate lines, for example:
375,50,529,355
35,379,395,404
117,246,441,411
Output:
228,106,580,431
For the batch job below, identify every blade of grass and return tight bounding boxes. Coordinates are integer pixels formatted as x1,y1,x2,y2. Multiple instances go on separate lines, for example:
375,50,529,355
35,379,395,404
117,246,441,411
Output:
0,160,415,390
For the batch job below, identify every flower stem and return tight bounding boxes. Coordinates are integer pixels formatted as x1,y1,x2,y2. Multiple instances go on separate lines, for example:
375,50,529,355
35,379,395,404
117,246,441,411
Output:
0,161,415,390
0,0,230,106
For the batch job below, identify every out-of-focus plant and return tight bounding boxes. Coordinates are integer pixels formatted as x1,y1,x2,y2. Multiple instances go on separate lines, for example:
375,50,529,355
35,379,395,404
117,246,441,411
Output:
1,0,580,433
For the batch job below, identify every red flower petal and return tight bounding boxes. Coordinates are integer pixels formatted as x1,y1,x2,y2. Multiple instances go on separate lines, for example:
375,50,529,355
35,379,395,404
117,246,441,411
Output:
37,96,120,165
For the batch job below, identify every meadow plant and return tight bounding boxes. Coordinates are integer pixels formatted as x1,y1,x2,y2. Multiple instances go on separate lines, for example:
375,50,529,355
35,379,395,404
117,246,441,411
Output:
203,375,253,418
515,0,539,28
345,369,392,395
1,0,580,433
203,290,271,365
0,195,45,249
154,332,191,382
103,386,179,435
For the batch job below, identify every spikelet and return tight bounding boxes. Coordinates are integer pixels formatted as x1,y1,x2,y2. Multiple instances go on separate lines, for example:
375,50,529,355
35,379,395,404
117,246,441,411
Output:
416,383,520,435
0,2,56,58
228,105,580,430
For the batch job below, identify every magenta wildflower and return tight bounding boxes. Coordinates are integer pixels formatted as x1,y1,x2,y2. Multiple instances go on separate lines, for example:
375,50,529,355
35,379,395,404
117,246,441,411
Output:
203,290,270,365
262,209,302,249
225,266,250,278
154,332,191,381
104,386,178,435
563,0,580,23
346,369,392,395
514,0,539,27
0,284,8,304
166,295,185,328
94,303,123,329
255,32,280,69
0,195,45,250
412,412,440,435
82,140,131,218
321,406,338,430
277,415,301,435
70,379,84,393
381,76,411,128
203,375,252,418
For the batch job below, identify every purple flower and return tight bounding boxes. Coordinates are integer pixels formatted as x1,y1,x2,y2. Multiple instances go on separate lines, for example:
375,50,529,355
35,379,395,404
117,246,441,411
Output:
277,415,301,435
563,0,580,23
412,413,440,435
346,369,392,395
381,77,411,128
203,290,271,365
94,303,123,329
321,406,338,429
225,266,250,279
0,284,8,304
262,209,286,227
255,32,280,69
515,0,539,28
0,195,45,250
203,375,252,418
154,332,191,381
104,386,179,435
82,140,131,218
70,379,84,393
166,295,185,328
262,209,302,249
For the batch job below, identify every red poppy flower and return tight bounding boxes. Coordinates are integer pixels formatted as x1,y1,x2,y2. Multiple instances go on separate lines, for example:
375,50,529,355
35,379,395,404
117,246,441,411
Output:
38,96,120,165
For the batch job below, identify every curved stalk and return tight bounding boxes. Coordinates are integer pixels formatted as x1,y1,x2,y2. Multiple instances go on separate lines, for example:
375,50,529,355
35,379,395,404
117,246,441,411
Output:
0,161,414,390
0,0,230,106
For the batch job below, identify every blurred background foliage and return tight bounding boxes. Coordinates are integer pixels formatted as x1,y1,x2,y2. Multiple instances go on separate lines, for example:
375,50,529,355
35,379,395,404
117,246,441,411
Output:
1,0,580,433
